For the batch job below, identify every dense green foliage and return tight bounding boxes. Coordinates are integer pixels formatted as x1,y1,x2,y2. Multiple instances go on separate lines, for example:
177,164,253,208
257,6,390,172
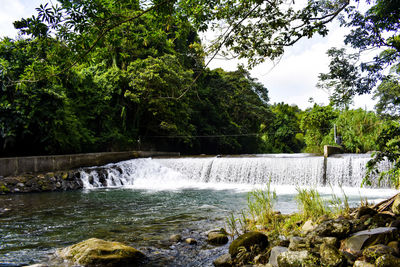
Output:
324,109,384,153
300,105,338,153
262,103,304,153
0,0,274,156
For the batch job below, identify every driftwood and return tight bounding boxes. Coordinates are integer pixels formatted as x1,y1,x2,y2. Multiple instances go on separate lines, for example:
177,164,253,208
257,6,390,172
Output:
371,193,399,212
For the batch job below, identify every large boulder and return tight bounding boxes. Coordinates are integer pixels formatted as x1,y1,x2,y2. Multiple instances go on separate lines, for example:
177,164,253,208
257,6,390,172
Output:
57,238,146,266
229,231,268,257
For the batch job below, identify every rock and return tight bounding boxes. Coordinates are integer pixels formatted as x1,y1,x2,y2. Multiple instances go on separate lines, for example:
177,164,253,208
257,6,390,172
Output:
213,253,232,267
57,238,146,266
356,206,377,219
341,250,357,266
288,236,307,251
319,243,344,267
322,237,338,247
301,220,315,233
391,194,400,215
268,246,288,267
313,219,351,238
363,244,395,262
353,260,375,267
387,241,400,255
375,254,400,267
340,227,398,255
229,232,268,257
169,234,182,243
277,250,319,267
185,238,197,245
0,208,11,216
389,219,400,228
208,230,229,245
370,213,395,228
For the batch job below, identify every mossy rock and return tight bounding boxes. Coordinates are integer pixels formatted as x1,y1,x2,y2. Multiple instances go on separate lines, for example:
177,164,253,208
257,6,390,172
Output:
320,243,344,267
363,244,395,262
57,238,146,266
277,250,319,267
391,194,400,215
229,231,268,257
375,254,400,267
0,184,10,193
208,230,229,245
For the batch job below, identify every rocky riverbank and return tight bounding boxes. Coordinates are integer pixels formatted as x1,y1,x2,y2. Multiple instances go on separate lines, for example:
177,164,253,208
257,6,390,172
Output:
0,170,83,194
0,165,118,194
214,194,400,267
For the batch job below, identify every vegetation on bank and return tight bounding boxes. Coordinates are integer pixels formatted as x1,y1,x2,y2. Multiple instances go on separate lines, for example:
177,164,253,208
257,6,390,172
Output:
226,186,352,242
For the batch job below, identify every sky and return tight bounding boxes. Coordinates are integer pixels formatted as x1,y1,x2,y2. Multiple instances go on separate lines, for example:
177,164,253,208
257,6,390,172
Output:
0,0,377,110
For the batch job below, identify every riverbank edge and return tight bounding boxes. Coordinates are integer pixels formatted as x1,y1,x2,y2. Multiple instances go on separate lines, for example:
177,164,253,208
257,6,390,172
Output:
0,151,179,194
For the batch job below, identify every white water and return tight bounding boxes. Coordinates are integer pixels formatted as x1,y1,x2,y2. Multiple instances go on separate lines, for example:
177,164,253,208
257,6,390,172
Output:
326,154,392,187
79,154,396,199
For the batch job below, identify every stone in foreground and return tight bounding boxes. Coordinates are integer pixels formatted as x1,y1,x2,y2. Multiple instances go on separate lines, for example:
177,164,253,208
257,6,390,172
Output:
208,229,229,245
277,250,319,267
228,231,268,257
57,238,146,266
213,253,232,267
268,246,288,267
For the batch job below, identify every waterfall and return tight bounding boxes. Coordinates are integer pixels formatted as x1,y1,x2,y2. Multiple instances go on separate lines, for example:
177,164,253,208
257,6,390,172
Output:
326,154,392,187
79,154,393,189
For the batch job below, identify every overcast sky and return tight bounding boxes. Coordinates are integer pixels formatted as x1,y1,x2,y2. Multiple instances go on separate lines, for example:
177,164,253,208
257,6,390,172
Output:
0,0,376,110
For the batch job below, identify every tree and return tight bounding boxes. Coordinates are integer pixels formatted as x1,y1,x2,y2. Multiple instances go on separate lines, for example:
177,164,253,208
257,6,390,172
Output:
263,103,304,153
300,104,337,153
323,109,384,153
189,67,271,154
373,74,400,119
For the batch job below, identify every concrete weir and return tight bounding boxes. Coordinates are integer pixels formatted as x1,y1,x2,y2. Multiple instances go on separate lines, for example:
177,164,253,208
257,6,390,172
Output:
0,151,179,178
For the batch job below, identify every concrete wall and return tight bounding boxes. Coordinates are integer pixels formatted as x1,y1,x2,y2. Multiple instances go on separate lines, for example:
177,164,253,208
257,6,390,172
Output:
323,145,343,158
0,151,179,177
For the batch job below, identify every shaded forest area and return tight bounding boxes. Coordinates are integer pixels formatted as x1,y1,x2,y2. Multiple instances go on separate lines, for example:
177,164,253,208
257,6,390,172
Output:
0,0,399,160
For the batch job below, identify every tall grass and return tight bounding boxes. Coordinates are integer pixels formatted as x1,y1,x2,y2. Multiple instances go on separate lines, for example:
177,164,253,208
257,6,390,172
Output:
296,186,351,220
296,187,329,219
247,183,277,226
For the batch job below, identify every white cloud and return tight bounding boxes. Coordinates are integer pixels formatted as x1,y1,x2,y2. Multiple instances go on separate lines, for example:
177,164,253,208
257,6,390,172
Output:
0,0,49,38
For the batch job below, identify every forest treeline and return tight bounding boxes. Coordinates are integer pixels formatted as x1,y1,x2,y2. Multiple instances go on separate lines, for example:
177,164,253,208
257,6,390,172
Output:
0,0,398,158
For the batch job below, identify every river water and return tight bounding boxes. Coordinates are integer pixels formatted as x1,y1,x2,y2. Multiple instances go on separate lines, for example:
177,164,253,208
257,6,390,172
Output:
0,155,397,266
